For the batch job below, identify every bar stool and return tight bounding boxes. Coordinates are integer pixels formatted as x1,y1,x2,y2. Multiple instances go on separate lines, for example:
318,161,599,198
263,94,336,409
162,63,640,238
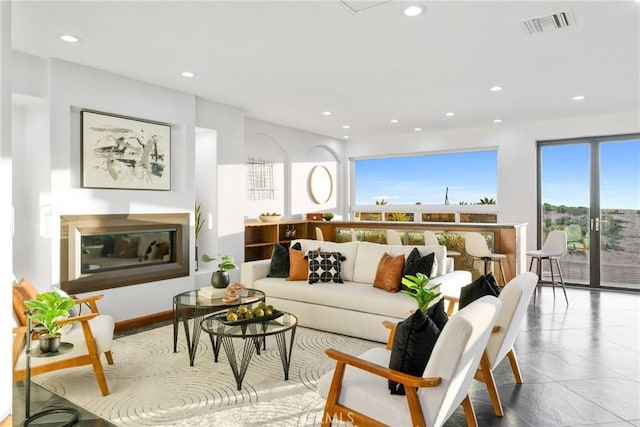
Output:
386,229,403,245
350,228,358,242
424,230,440,246
527,230,568,304
465,232,507,286
315,227,324,241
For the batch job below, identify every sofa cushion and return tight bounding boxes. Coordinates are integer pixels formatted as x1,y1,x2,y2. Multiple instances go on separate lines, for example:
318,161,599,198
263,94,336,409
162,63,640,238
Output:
353,242,390,283
373,253,405,293
307,251,346,284
402,248,436,289
389,244,446,277
253,277,418,318
291,239,358,281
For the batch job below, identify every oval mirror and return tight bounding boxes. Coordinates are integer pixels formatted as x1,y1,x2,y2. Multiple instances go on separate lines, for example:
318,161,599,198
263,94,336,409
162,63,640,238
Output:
309,166,333,204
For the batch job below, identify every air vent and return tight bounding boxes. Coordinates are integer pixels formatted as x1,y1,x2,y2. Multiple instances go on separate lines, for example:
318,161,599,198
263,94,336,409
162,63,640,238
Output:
521,10,575,34
339,0,391,13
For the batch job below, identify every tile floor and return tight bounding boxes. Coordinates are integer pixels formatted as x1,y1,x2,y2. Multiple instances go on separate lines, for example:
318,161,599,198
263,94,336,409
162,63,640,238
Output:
12,285,640,426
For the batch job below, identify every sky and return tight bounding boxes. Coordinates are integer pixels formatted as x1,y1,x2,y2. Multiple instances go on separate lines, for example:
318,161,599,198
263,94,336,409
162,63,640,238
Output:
541,139,640,210
354,150,497,205
354,139,639,210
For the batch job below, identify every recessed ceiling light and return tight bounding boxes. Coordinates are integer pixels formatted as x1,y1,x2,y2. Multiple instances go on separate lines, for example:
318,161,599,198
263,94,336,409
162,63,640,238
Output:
342,125,351,129
181,71,196,78
322,111,332,116
342,135,350,139
493,119,503,123
573,95,586,101
390,119,399,123
404,5,425,17
490,86,503,92
60,34,81,43
445,112,456,117
414,127,422,131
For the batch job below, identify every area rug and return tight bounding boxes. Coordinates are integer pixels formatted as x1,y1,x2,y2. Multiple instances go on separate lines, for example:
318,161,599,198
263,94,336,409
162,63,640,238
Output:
32,323,382,426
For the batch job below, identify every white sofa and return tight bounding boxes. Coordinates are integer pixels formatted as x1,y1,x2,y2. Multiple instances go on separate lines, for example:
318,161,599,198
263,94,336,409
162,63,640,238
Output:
241,239,472,342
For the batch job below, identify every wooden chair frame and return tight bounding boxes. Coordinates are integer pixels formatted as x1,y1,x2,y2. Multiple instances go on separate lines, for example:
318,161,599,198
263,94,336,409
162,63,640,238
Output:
13,295,114,396
473,326,523,417
321,322,478,427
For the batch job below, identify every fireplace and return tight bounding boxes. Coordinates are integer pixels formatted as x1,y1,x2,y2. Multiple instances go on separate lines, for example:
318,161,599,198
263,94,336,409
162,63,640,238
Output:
61,213,189,293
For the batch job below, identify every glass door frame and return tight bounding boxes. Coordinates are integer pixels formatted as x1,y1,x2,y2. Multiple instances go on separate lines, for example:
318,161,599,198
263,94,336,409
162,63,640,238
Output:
536,132,640,291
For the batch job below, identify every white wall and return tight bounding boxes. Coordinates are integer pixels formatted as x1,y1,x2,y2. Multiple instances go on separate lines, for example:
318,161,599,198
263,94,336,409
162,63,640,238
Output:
245,118,344,220
195,98,245,281
345,111,640,249
12,56,200,321
1,2,13,422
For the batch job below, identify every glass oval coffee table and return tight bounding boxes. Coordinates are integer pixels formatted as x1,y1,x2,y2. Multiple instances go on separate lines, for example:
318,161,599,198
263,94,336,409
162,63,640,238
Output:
201,311,298,390
173,288,265,366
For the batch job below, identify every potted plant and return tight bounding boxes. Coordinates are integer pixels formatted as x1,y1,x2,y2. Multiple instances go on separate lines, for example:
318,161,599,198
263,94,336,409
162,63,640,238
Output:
400,273,441,312
201,253,238,288
322,212,334,221
24,291,76,353
195,202,206,271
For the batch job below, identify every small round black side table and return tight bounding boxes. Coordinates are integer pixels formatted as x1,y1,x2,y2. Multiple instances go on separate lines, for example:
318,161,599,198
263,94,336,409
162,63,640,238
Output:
24,317,80,426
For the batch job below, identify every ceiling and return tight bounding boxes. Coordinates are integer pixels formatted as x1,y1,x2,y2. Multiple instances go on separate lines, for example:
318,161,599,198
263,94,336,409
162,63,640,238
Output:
11,1,640,141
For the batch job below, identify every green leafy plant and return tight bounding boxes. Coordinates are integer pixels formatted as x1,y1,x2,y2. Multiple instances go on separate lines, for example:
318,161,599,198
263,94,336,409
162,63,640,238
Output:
24,291,76,338
478,197,496,205
400,273,441,312
322,212,334,221
201,254,238,272
195,202,206,243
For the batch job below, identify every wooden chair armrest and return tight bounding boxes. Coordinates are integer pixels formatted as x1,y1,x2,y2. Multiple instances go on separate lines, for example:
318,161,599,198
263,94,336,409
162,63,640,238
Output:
13,325,27,334
13,325,27,369
57,312,99,326
325,348,441,388
73,294,104,313
382,321,397,350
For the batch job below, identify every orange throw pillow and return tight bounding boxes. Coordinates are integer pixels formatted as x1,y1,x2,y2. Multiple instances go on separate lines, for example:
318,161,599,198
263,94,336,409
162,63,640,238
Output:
12,278,39,326
373,252,405,293
286,247,320,281
287,246,309,281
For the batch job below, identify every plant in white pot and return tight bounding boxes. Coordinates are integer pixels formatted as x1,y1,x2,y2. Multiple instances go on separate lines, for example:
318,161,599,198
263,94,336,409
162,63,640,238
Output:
201,254,238,288
24,291,76,353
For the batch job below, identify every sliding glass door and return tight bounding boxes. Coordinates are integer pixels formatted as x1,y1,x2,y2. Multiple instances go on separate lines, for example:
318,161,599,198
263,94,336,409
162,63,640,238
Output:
538,134,639,290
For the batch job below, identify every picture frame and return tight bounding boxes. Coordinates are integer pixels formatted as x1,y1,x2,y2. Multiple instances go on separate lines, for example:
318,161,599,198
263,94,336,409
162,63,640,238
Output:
81,110,171,190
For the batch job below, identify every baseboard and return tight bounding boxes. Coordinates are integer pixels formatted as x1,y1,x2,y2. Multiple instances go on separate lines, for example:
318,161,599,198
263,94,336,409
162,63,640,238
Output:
114,310,173,333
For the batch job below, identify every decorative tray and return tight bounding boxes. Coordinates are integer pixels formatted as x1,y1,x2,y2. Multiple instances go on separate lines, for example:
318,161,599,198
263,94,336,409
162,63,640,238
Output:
218,310,284,326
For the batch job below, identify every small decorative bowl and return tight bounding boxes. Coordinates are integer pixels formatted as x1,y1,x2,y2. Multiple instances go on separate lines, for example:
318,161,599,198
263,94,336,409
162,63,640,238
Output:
259,215,282,223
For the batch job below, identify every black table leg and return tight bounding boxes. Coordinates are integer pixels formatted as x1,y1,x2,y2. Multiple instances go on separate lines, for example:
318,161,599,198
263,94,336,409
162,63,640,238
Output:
172,297,178,353
275,326,297,380
221,335,258,390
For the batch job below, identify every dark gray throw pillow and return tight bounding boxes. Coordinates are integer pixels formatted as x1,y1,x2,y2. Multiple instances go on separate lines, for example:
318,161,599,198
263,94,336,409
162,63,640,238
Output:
401,248,435,290
458,273,501,309
388,310,442,395
267,242,301,278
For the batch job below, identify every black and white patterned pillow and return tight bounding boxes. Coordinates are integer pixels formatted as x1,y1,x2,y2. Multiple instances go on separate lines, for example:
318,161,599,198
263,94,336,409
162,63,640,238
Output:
306,251,346,284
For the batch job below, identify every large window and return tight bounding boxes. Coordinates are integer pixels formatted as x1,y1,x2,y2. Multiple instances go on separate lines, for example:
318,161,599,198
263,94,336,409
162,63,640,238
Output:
354,150,497,206
352,150,498,223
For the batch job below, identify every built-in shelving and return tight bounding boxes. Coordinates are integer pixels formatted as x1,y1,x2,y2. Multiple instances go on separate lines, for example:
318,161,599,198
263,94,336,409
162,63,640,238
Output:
244,220,308,261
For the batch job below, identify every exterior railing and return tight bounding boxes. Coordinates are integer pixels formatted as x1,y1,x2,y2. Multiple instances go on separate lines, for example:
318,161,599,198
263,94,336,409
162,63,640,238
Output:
350,204,498,223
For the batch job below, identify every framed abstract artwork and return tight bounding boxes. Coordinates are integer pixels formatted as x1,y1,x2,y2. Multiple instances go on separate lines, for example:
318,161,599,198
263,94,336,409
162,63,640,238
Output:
81,110,171,190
